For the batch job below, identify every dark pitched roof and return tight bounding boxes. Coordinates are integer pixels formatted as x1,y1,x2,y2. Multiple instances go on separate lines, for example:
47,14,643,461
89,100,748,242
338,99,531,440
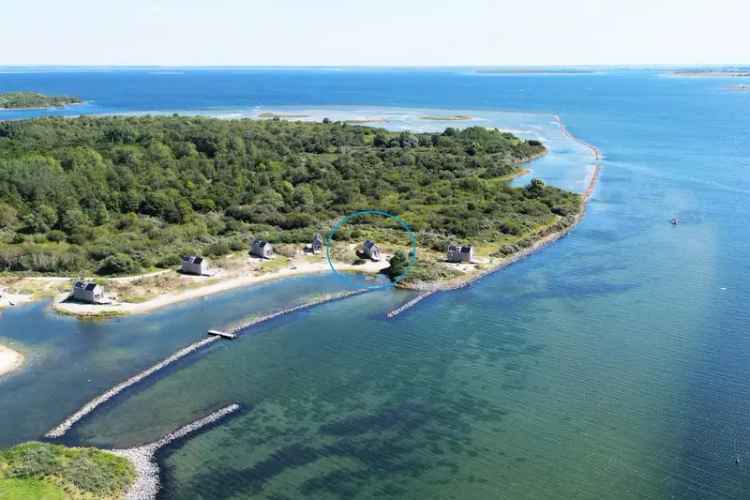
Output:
74,281,99,291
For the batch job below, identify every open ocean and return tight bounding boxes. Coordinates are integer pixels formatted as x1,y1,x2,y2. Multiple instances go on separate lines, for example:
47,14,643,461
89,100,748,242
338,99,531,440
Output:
1,67,750,499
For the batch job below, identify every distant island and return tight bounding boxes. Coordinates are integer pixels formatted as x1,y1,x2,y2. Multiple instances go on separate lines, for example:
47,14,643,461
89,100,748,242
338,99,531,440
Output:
257,112,309,119
419,114,473,121
0,91,82,110
673,70,750,78
475,68,596,75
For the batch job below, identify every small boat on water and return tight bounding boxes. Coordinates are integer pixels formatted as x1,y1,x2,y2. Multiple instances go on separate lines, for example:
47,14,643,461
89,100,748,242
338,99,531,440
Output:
671,217,679,225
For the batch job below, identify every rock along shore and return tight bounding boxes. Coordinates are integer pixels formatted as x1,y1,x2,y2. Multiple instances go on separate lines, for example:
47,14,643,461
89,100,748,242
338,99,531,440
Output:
110,403,240,500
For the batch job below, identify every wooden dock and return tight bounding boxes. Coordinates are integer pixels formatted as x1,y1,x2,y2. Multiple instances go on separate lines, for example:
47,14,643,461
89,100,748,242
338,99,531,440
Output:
208,329,236,340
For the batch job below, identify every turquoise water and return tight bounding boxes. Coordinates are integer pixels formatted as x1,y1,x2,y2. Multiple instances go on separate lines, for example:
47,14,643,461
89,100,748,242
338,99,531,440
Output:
0,274,375,446
1,68,750,498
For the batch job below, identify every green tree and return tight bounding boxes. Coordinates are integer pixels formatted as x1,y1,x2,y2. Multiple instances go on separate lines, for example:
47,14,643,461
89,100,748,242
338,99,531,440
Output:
526,178,546,197
384,250,409,281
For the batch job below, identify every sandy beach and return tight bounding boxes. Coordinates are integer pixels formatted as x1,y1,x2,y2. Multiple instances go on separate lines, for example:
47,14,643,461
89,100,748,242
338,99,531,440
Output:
52,256,389,318
0,345,23,377
0,292,34,310
0,286,34,309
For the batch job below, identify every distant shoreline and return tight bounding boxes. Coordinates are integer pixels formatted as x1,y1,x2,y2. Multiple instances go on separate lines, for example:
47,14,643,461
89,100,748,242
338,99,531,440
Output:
672,71,750,78
419,114,473,121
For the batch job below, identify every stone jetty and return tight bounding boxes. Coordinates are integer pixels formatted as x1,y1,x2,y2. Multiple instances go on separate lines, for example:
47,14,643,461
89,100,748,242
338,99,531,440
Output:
227,288,371,336
386,291,435,318
46,288,373,440
111,403,240,500
45,337,221,438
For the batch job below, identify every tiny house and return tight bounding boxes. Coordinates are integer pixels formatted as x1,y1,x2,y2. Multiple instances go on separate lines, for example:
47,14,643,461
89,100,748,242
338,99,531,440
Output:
72,281,104,304
361,240,381,261
251,239,274,259
181,255,208,275
447,245,474,263
311,233,323,254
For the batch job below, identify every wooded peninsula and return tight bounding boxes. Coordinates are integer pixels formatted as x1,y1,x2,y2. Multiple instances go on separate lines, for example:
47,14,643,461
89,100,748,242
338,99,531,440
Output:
0,92,82,110
0,116,580,283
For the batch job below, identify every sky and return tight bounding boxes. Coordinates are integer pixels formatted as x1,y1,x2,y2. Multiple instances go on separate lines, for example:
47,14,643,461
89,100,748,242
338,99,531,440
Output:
1,0,748,66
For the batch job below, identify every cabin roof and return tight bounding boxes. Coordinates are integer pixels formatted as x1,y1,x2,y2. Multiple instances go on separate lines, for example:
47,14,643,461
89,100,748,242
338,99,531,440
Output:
74,281,100,291
182,255,204,264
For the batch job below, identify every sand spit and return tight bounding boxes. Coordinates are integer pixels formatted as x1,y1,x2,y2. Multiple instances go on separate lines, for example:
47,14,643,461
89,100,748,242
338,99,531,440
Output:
0,344,24,377
53,259,387,319
0,289,35,310
110,403,240,500
45,337,220,439
553,114,603,161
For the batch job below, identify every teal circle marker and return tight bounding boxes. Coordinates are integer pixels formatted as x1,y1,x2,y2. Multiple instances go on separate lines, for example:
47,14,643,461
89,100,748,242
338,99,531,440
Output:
325,210,417,286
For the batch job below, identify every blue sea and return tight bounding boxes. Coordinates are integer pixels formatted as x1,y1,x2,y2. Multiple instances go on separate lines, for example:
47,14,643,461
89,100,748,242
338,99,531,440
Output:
1,67,750,499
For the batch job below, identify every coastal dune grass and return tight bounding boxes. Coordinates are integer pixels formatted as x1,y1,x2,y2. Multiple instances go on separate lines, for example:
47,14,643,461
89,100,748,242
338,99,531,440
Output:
0,442,135,499
0,477,65,500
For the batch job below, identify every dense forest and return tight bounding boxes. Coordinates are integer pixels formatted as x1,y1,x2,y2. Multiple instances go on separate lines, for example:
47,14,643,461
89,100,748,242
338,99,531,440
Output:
0,92,82,109
0,115,580,275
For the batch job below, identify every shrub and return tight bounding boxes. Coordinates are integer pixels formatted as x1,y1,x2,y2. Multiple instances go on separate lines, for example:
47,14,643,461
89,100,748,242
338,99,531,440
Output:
46,230,66,242
0,442,135,498
206,241,231,257
157,254,182,268
275,244,299,258
228,239,244,252
96,253,140,275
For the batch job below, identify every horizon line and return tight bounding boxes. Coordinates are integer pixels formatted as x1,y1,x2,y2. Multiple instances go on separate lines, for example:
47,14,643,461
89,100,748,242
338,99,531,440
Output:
0,64,748,69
